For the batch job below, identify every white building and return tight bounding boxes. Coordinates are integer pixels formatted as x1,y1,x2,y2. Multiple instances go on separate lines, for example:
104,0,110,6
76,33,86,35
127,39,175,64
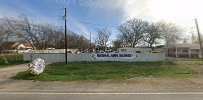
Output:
167,43,203,58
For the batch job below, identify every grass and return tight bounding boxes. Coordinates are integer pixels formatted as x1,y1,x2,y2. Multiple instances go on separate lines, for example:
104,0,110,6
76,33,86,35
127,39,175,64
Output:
13,60,199,81
0,54,26,68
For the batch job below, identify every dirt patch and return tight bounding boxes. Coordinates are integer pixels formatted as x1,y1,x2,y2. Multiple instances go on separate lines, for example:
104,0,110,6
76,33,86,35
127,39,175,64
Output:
1,78,203,93
0,64,28,79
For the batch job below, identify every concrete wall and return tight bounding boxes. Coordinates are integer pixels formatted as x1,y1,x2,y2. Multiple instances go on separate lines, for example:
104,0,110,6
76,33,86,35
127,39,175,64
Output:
23,53,165,63
29,49,78,53
118,47,152,54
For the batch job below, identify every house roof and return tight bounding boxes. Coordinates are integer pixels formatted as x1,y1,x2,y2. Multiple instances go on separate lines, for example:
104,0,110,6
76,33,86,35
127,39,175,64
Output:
21,43,32,47
11,42,20,48
10,42,32,48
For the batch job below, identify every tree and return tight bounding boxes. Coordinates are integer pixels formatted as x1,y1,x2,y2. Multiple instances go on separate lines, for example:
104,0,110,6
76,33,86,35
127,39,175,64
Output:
17,15,39,49
2,16,37,49
1,16,91,50
112,39,123,48
118,18,148,48
0,19,4,44
159,21,183,47
0,17,19,52
95,27,111,50
0,23,4,53
35,24,61,49
143,22,162,48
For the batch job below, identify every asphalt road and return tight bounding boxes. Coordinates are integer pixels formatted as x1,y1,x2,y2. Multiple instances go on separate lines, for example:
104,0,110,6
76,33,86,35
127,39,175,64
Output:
0,92,203,100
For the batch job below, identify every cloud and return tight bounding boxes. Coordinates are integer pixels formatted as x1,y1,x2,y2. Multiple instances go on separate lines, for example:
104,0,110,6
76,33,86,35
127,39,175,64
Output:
71,18,90,38
50,0,153,22
73,21,88,34
121,0,153,19
83,0,154,21
102,0,203,31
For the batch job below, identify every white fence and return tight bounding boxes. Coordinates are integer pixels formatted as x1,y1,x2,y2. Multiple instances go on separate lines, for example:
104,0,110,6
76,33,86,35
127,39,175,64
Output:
29,49,78,53
23,53,166,63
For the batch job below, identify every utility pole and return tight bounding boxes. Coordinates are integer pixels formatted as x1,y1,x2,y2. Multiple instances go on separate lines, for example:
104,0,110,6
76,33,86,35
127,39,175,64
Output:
64,8,68,64
90,32,91,52
195,18,203,64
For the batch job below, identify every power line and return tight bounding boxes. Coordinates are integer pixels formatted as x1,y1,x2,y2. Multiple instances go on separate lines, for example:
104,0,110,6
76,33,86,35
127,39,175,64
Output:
68,18,118,28
76,21,118,28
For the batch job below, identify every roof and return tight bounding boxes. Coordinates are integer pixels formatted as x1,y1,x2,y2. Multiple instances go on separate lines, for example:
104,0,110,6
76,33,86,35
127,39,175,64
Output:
11,42,20,48
169,43,202,49
21,43,32,47
8,42,32,48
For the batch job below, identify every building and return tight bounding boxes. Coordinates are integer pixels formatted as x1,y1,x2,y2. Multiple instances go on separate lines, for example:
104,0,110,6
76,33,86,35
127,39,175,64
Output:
167,43,202,58
118,47,152,54
2,42,33,53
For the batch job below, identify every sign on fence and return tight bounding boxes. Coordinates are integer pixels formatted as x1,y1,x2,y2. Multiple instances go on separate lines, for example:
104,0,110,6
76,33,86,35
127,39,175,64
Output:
92,53,139,59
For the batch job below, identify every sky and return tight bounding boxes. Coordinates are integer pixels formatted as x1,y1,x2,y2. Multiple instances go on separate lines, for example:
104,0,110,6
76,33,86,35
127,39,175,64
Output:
0,0,203,43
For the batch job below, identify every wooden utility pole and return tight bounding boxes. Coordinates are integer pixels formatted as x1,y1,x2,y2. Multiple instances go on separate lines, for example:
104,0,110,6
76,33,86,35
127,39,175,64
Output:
64,8,68,64
195,18,203,64
90,32,91,52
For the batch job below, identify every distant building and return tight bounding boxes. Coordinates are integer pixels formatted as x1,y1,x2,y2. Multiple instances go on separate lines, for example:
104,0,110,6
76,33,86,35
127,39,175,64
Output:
166,43,202,58
118,47,152,54
2,42,33,53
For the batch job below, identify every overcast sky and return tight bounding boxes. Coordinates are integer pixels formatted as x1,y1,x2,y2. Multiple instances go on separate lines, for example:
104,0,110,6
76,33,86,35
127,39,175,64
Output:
0,0,203,42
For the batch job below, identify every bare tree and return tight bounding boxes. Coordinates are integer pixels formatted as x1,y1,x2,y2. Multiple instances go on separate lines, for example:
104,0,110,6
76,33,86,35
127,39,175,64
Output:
0,19,5,43
53,27,65,49
143,22,162,48
17,15,39,49
0,17,19,52
159,21,183,47
2,16,37,49
0,17,20,41
1,15,91,50
95,27,111,50
0,22,4,52
118,18,148,48
112,39,123,48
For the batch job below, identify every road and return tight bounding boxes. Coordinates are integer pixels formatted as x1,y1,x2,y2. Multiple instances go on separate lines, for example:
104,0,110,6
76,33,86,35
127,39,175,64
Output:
0,92,203,100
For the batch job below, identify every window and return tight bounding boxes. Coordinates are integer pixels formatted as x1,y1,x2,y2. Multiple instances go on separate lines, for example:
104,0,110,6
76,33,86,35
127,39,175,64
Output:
136,51,141,53
121,49,126,52
182,49,188,52
195,50,199,52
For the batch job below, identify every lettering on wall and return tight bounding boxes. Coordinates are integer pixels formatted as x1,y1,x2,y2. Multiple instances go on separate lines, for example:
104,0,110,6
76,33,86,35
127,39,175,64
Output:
92,53,138,59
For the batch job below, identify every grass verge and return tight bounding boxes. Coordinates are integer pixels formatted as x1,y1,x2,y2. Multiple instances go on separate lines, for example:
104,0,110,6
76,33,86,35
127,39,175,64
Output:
12,60,198,81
